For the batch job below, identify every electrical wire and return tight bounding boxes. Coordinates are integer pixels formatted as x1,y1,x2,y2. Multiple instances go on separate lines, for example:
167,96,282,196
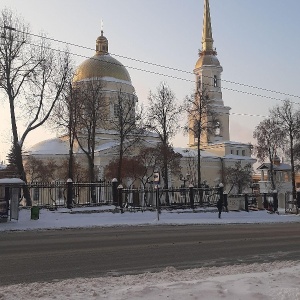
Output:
1,25,300,100
10,39,296,106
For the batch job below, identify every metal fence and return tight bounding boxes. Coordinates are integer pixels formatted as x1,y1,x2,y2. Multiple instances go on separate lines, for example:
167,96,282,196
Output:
17,183,221,209
119,186,221,209
24,181,113,207
4,180,299,213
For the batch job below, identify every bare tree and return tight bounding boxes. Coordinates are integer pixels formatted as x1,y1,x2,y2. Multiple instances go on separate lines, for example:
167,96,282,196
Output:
181,149,198,185
109,89,144,183
73,79,108,186
146,83,182,203
56,158,89,183
223,161,252,194
185,88,219,187
24,156,58,183
271,100,300,199
135,146,159,189
50,79,81,181
104,157,145,187
253,118,285,190
0,9,73,205
292,143,300,172
153,143,182,185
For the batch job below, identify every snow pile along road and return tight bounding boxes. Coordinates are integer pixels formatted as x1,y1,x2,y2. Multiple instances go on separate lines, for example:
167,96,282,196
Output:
1,261,300,299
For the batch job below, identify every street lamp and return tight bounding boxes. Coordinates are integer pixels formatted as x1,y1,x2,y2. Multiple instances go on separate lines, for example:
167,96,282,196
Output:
180,173,190,187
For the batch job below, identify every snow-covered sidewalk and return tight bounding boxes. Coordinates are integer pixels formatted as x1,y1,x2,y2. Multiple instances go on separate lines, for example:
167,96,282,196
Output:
1,206,300,231
1,261,300,299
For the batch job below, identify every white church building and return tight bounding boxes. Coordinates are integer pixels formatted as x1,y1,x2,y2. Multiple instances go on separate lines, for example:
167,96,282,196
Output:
25,0,256,191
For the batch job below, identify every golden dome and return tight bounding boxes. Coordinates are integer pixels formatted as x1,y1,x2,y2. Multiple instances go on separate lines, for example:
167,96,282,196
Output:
73,54,132,83
73,30,132,83
195,54,220,69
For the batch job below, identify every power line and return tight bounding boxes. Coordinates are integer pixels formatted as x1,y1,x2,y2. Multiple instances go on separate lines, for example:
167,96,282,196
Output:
2,26,299,114
2,25,300,100
15,40,296,106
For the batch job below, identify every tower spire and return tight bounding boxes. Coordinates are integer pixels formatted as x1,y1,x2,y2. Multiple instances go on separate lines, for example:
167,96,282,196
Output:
201,0,214,53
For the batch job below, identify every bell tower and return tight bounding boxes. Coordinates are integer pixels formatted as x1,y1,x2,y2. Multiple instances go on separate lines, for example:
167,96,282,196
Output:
189,0,231,147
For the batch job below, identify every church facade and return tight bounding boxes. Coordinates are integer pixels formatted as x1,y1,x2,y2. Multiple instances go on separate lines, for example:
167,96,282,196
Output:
25,0,256,192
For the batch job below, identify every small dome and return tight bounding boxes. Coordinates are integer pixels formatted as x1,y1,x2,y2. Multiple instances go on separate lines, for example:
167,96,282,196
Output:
97,35,108,42
73,54,132,83
26,138,70,155
195,54,220,69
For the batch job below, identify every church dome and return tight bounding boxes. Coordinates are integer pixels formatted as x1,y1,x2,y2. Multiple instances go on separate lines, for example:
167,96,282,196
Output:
195,54,220,69
73,54,132,83
73,30,132,84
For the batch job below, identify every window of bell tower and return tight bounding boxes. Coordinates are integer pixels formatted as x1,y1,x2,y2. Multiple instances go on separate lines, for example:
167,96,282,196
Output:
213,75,218,87
197,76,201,90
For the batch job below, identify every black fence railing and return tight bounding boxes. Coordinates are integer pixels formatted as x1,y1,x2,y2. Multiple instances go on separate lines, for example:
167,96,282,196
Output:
17,183,222,209
23,181,113,207
118,186,221,209
2,181,298,213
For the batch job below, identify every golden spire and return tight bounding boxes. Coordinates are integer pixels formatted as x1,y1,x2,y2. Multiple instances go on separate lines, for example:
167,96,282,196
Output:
201,0,215,54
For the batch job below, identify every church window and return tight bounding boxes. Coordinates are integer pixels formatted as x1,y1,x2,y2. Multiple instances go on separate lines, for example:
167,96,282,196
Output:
215,121,221,136
242,150,245,156
114,104,120,117
230,150,233,154
213,75,218,87
236,150,239,155
197,77,201,90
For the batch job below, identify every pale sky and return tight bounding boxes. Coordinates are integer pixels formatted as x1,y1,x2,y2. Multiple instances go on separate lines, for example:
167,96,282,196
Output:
1,0,300,162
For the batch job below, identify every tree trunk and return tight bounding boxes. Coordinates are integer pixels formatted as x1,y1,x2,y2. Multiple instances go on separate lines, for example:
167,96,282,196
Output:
290,135,296,200
88,157,96,203
68,149,74,180
163,158,170,206
197,138,201,187
14,142,32,206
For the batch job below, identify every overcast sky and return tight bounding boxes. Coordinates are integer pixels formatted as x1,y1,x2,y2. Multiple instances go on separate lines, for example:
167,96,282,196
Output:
1,0,300,162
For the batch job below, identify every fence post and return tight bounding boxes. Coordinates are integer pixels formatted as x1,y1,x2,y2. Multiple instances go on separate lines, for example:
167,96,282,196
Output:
219,183,224,204
263,193,268,209
245,193,249,212
155,185,160,220
273,190,278,213
297,191,300,214
223,193,228,212
112,178,118,206
189,184,194,209
66,178,73,209
117,184,123,213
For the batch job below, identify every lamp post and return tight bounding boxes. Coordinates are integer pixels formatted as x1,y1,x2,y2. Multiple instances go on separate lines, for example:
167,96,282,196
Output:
155,184,160,221
180,173,190,205
117,184,123,213
112,178,118,206
66,178,73,209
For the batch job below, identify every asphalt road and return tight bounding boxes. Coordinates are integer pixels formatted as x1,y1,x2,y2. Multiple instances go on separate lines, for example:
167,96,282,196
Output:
1,223,300,286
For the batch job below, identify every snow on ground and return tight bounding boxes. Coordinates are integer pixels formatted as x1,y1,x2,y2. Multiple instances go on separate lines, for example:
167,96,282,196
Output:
1,261,300,299
1,206,300,231
1,207,300,299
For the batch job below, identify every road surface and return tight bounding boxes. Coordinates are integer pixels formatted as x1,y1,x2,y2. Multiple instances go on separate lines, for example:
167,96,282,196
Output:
1,223,300,286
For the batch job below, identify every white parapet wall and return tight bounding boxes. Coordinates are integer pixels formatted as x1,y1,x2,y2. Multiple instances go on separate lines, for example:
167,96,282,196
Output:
227,196,245,211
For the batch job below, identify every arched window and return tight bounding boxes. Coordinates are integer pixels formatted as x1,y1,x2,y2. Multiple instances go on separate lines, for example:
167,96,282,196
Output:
213,75,218,87
215,121,221,136
197,76,201,90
